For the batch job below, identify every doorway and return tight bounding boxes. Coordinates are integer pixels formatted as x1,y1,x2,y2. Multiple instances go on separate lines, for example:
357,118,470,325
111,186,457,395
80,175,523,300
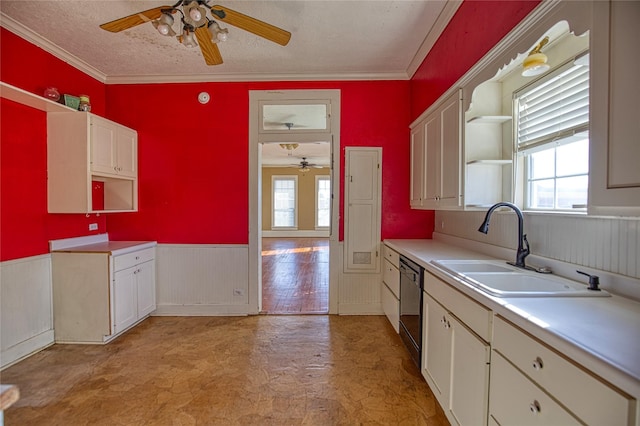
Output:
248,90,341,315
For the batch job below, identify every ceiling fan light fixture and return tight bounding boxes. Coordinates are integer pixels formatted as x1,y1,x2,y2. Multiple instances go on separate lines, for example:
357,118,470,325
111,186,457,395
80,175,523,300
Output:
299,166,310,173
208,21,229,43
152,12,175,36
522,36,551,77
183,2,208,28
181,28,198,48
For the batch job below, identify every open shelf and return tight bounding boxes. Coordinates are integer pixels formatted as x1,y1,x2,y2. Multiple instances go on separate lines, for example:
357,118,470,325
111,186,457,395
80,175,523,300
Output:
466,115,512,124
0,81,76,113
466,159,512,165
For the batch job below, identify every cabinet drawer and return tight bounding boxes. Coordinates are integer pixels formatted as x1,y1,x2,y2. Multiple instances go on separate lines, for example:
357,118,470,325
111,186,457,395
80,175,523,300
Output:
424,271,492,342
383,259,400,298
382,283,399,333
113,247,155,272
383,245,400,268
493,316,633,425
490,351,580,425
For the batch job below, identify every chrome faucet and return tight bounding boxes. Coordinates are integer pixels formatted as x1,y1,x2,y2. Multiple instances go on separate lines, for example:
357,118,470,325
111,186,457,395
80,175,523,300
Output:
478,202,530,269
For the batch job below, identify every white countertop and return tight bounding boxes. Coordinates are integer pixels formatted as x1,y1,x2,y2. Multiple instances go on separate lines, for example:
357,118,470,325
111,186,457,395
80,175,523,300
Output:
384,238,640,399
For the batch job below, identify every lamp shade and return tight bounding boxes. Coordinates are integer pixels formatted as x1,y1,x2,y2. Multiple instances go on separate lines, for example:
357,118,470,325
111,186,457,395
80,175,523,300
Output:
522,52,550,77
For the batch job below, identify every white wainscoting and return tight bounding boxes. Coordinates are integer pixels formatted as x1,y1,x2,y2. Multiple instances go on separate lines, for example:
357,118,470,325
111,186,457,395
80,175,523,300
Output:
154,244,251,316
436,211,640,294
0,254,54,369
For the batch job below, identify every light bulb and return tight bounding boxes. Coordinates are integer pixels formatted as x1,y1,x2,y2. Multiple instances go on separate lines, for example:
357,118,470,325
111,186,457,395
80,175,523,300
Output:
216,31,228,43
189,7,202,21
157,24,170,35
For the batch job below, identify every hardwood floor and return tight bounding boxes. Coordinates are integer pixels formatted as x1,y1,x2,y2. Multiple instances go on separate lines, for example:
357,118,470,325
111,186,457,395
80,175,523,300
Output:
2,316,448,425
262,238,329,314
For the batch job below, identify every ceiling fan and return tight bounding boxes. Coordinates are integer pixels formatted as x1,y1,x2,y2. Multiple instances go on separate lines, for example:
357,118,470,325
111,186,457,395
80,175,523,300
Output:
99,1,291,66
290,157,323,173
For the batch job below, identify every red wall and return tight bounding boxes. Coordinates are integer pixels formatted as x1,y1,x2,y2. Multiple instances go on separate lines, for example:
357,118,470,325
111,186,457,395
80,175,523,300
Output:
1,0,540,261
410,0,541,121
0,29,107,262
104,81,434,244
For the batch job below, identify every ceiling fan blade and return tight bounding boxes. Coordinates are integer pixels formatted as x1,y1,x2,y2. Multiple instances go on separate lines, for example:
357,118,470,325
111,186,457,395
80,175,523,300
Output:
211,5,291,46
195,27,224,65
100,6,173,33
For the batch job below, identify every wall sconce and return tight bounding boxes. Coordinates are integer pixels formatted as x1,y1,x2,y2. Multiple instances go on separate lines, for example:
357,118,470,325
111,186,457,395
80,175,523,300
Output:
522,36,550,77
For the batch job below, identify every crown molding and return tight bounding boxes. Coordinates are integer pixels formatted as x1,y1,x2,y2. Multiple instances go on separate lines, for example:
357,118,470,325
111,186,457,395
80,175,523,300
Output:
411,0,562,127
103,71,410,85
407,0,463,78
0,13,108,83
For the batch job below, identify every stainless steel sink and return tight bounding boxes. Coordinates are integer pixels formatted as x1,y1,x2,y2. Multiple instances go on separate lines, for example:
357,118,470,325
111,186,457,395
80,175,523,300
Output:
431,260,610,298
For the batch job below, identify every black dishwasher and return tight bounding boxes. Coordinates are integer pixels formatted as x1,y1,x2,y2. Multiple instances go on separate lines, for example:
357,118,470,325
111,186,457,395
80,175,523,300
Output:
399,255,423,368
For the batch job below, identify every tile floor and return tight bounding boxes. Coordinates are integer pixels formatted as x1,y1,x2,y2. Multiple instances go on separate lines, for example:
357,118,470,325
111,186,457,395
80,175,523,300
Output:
2,315,448,425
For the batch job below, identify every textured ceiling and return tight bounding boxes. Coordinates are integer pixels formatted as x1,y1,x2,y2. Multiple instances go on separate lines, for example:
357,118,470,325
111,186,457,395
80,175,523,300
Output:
1,0,460,164
0,0,460,83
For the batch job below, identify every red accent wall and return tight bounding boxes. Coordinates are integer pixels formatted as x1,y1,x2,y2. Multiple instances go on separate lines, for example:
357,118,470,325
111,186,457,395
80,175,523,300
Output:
410,0,541,121
1,0,540,261
104,81,434,244
0,28,107,261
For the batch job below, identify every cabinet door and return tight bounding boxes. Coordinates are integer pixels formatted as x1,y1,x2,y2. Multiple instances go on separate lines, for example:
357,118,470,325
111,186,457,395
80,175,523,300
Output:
449,315,490,426
344,148,381,272
115,128,137,178
438,91,462,207
423,294,452,403
410,124,425,208
589,0,640,215
423,114,440,208
113,267,138,333
136,260,156,318
90,116,118,176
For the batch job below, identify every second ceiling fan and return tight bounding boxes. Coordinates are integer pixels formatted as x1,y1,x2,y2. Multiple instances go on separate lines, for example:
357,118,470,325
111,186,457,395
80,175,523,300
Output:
100,0,291,66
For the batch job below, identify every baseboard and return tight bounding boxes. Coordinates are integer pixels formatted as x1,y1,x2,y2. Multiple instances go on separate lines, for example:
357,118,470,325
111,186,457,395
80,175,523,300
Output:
152,304,253,316
338,303,384,315
1,330,55,370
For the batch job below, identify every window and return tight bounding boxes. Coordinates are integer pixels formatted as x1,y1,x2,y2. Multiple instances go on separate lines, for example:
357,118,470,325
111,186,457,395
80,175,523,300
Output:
316,176,331,228
272,176,297,228
515,55,589,211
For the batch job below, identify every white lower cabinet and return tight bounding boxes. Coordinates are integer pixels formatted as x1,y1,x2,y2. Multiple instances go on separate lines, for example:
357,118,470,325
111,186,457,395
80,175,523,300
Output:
422,273,491,426
490,352,580,425
491,316,634,425
382,245,400,332
52,244,156,343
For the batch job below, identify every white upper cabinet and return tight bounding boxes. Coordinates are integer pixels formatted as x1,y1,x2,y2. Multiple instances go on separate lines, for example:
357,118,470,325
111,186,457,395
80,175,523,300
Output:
410,89,463,210
48,112,138,213
90,115,137,178
589,0,640,216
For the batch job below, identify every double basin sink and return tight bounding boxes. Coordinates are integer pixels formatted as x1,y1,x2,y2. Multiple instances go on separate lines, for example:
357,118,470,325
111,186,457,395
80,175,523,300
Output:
432,259,610,298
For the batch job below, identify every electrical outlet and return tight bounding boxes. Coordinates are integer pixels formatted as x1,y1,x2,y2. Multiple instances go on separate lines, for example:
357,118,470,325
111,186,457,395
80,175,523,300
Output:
89,223,98,231
233,288,245,296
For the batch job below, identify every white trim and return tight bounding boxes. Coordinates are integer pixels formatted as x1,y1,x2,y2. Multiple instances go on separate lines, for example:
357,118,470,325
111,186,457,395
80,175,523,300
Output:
152,305,251,316
0,13,107,83
337,303,384,315
262,230,330,238
0,330,55,370
249,89,341,315
407,0,464,78
411,0,563,128
315,175,331,229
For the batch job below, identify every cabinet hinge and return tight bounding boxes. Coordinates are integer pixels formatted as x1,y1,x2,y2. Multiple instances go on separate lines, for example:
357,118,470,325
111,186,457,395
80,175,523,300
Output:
376,250,379,257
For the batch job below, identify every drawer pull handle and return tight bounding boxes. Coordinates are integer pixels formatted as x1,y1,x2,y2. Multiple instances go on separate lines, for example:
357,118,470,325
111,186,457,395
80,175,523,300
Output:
529,400,541,414
135,256,140,260
532,357,544,371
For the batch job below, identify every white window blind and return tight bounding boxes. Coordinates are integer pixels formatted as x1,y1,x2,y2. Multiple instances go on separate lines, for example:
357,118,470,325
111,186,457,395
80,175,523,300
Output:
516,60,589,152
